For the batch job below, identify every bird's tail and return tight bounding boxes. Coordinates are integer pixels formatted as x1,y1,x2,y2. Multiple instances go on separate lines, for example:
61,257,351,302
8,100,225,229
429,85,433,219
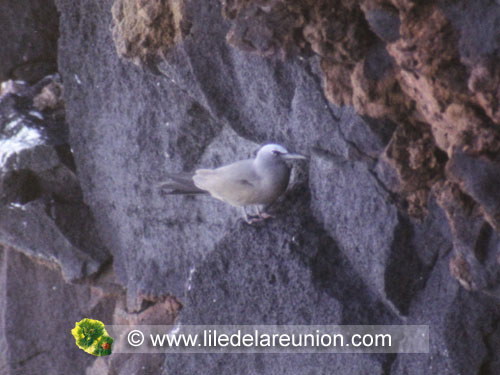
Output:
157,172,207,195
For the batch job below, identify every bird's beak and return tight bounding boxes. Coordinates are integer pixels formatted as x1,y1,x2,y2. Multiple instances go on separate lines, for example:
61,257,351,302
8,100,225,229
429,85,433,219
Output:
282,153,307,160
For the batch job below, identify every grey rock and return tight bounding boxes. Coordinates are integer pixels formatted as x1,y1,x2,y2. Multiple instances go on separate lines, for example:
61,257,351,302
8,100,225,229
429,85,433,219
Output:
440,0,500,66
157,0,352,157
55,0,362,308
165,352,384,375
0,0,490,374
365,7,401,43
392,249,500,374
0,247,116,375
0,0,58,82
309,150,402,309
0,77,110,282
164,216,395,373
0,201,105,282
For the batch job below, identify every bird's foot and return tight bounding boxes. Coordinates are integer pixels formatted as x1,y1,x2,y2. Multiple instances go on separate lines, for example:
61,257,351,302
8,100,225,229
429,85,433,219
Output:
258,212,273,220
246,216,264,224
245,212,273,224
241,206,274,224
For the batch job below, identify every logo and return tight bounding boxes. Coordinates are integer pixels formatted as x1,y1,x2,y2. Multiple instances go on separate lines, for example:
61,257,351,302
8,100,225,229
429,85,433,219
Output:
71,318,114,356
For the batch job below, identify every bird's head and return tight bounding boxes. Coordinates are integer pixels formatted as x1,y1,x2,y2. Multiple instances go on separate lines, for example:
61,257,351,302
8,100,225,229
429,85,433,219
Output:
255,144,307,165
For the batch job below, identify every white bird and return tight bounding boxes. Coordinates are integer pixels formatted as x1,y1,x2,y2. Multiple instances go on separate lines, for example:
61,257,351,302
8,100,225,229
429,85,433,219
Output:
159,144,306,223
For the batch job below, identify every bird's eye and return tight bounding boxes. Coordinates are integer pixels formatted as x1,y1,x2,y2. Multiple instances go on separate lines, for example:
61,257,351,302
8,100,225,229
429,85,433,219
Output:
272,150,281,156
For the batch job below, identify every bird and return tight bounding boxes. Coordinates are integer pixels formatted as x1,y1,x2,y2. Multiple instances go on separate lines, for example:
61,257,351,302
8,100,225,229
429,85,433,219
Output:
158,144,306,223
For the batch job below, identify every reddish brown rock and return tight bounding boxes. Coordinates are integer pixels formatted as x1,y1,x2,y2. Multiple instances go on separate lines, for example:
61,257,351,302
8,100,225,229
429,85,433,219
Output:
449,252,474,291
223,0,306,57
435,181,500,294
468,56,500,125
321,60,354,106
112,0,185,65
33,80,64,112
447,150,500,231
383,121,445,217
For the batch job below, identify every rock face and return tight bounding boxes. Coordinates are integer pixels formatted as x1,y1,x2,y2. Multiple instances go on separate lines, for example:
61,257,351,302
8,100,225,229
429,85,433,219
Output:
0,0,59,83
0,76,110,282
2,0,500,374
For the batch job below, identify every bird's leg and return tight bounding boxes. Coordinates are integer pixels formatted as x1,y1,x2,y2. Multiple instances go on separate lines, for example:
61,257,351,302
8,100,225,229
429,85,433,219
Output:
241,206,274,224
241,206,252,224
244,205,273,224
241,206,266,224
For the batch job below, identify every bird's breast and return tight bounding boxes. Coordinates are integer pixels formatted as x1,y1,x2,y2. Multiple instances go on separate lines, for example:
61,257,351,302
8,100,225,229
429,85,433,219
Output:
256,163,291,204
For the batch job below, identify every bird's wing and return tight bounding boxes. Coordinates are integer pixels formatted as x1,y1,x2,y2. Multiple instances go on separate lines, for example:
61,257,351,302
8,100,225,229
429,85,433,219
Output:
193,160,262,206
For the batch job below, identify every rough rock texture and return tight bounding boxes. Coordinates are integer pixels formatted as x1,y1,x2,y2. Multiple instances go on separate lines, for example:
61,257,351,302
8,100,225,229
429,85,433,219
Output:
217,0,500,295
0,77,178,375
0,247,100,374
0,75,117,374
0,0,59,83
2,0,500,374
218,0,500,221
0,76,110,282
111,0,187,65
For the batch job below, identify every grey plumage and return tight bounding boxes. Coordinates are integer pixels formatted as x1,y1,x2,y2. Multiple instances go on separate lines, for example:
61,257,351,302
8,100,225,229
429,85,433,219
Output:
159,144,306,223
159,172,206,195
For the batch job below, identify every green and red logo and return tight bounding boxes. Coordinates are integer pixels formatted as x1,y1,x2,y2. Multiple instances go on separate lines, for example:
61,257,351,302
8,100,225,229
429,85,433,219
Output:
71,318,113,356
